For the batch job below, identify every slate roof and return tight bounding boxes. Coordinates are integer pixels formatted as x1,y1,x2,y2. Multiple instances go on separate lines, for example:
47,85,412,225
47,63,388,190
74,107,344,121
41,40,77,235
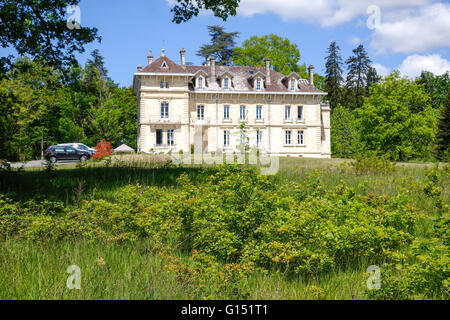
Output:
137,55,325,94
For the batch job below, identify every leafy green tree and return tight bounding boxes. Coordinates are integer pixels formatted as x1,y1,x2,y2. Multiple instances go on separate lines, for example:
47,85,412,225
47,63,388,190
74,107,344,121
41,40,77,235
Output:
232,34,300,75
435,90,450,161
324,41,344,110
366,66,381,90
197,25,239,66
416,71,450,110
0,0,100,70
345,44,372,109
330,104,360,158
356,71,437,161
170,0,240,23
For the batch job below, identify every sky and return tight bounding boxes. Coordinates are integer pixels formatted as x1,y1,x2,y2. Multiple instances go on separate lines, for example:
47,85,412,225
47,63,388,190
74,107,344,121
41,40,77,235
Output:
2,0,450,87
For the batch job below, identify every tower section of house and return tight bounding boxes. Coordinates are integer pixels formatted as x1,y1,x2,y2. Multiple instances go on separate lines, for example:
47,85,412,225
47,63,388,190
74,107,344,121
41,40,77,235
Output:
132,49,330,158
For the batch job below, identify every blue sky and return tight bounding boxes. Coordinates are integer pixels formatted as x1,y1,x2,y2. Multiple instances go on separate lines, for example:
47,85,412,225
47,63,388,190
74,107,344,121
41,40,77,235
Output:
2,0,450,87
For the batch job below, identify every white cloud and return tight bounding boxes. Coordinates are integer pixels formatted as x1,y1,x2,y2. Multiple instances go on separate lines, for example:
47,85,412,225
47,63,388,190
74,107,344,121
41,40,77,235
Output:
372,63,390,77
350,37,361,46
397,54,450,78
371,3,450,54
237,0,429,27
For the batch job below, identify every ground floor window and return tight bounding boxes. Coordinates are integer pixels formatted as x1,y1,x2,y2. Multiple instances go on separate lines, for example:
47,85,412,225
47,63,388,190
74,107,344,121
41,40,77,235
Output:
167,129,174,146
156,129,163,145
285,130,292,145
224,130,230,147
257,130,262,147
297,130,304,145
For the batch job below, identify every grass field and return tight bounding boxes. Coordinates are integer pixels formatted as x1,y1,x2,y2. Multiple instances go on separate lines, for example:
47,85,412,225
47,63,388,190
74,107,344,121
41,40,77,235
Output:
0,155,448,300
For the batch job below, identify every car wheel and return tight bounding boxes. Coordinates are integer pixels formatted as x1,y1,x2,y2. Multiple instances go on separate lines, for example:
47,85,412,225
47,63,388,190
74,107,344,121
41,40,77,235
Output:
80,155,88,161
49,156,57,164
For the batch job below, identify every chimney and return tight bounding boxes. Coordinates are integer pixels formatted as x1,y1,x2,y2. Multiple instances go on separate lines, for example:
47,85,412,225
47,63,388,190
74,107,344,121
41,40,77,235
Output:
265,57,271,86
147,50,153,64
180,48,186,66
308,65,315,86
210,56,216,80
137,64,142,72
206,57,210,66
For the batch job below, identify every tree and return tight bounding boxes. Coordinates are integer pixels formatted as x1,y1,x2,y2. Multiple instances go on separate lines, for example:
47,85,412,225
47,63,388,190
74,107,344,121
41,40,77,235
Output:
0,0,100,70
330,104,360,158
232,34,301,75
170,0,240,24
366,66,381,90
416,71,450,110
345,44,372,109
324,41,344,110
355,71,437,161
197,25,239,66
435,90,450,161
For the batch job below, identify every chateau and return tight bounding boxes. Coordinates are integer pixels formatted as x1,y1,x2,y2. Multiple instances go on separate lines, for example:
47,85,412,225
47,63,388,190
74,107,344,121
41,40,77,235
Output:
132,49,330,158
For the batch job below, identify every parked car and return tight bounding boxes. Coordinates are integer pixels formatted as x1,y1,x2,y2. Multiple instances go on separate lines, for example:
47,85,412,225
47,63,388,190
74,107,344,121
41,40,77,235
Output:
57,143,96,154
45,145,91,163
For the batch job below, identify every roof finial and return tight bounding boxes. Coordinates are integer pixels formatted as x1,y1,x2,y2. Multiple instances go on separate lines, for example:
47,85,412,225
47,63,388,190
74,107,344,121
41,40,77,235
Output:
161,47,165,57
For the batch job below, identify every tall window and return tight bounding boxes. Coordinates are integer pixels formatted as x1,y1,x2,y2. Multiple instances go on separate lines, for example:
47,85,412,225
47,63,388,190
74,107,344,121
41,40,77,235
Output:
224,130,230,147
161,103,169,119
197,105,205,120
165,82,169,88
167,129,174,146
285,130,292,145
198,77,203,89
256,78,261,90
257,130,262,147
240,105,246,121
223,105,230,120
285,105,291,120
290,78,296,91
297,130,304,145
224,77,229,89
156,129,163,145
160,81,164,88
297,106,303,120
256,105,262,120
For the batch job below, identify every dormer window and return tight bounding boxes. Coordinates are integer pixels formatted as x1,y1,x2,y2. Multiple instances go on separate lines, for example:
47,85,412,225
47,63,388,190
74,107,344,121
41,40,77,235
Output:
198,77,203,89
256,78,261,90
161,60,168,68
284,72,301,91
290,78,296,91
224,77,229,89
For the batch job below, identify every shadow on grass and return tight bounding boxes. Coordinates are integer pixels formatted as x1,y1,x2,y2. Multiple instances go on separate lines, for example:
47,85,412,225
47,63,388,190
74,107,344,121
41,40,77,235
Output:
0,166,216,204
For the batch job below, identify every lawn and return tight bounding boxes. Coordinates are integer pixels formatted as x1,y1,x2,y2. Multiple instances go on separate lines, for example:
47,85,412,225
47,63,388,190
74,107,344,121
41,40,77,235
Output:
0,155,448,300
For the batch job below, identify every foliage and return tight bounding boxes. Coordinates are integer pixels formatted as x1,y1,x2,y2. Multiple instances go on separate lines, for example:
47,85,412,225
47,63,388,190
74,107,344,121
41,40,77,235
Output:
197,25,239,66
345,44,372,109
324,41,344,110
0,53,137,161
0,0,100,70
355,71,437,161
416,71,450,110
348,153,396,175
330,104,361,158
435,90,450,161
170,0,240,24
93,140,113,161
232,34,301,76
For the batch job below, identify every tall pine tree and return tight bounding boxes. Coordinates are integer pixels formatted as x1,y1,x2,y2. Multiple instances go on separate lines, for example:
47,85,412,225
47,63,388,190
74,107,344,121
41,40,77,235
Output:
435,90,450,160
345,44,372,109
324,41,344,110
197,25,239,66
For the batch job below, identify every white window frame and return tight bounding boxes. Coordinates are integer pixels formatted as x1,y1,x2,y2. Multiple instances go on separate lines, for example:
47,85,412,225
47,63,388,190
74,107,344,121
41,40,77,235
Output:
290,78,296,91
224,130,230,147
297,130,304,145
167,129,174,146
198,77,203,89
197,105,205,120
161,103,169,119
224,77,229,89
240,105,246,121
256,78,261,91
223,105,230,120
256,105,262,121
285,130,292,145
256,130,262,147
285,105,291,120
